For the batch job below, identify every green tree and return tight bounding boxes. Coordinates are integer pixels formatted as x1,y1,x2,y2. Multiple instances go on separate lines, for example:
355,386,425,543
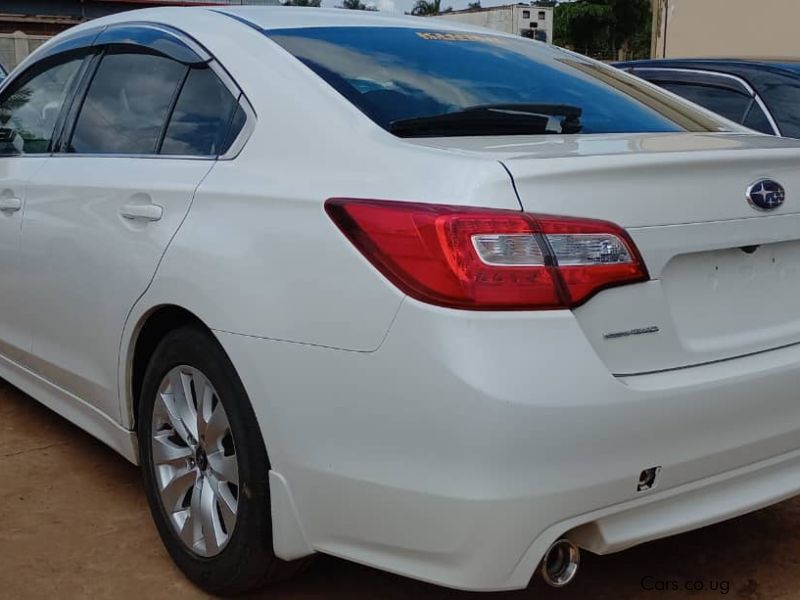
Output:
467,1,481,8
532,0,557,6
0,88,32,126
606,0,651,58
339,0,378,9
411,0,452,15
554,0,650,59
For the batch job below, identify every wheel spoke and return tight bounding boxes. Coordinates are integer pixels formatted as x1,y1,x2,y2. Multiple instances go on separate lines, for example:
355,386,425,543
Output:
170,369,198,441
195,377,213,440
178,508,196,549
160,466,195,513
154,392,193,447
208,473,238,534
152,431,192,466
204,401,228,449
199,476,223,555
208,450,238,485
178,474,204,550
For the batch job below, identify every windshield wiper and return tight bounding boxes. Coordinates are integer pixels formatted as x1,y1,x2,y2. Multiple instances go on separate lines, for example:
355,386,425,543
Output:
390,104,583,137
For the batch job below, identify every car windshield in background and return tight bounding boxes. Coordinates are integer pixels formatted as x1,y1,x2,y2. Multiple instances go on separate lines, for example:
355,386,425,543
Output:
769,62,800,75
267,27,725,137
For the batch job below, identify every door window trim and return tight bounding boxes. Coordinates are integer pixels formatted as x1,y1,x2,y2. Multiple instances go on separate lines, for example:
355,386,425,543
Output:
0,21,255,160
631,67,781,136
0,49,94,158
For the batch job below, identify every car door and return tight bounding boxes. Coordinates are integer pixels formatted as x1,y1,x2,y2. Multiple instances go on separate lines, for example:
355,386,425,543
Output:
0,52,87,365
629,67,780,135
20,29,244,421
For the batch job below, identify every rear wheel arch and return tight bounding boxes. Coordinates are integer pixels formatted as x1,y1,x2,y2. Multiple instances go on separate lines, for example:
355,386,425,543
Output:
128,304,210,432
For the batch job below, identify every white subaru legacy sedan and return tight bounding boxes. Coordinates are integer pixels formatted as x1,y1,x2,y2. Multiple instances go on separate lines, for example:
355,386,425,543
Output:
3,5,800,595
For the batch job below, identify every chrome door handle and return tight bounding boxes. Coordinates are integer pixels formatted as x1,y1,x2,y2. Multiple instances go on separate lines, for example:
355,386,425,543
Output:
0,197,22,213
119,203,163,222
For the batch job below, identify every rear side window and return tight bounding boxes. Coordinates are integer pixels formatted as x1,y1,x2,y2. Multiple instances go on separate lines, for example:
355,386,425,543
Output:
759,77,800,138
658,82,752,123
0,57,83,155
742,102,774,134
69,51,185,154
267,27,724,136
161,66,239,156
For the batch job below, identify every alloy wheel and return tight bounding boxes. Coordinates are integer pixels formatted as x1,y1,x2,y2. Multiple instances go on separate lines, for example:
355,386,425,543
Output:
151,365,239,557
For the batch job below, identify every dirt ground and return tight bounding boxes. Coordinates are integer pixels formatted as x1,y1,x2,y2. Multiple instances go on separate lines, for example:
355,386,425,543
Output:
2,379,800,600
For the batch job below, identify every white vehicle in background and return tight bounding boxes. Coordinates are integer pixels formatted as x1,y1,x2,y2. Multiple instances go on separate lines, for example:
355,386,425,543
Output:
2,6,800,596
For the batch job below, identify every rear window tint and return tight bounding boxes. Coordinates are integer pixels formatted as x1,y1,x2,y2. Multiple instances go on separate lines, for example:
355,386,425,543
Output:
759,77,800,138
743,102,775,134
69,52,185,154
161,66,239,156
266,27,724,136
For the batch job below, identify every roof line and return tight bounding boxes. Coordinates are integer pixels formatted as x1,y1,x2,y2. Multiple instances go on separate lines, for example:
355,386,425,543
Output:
211,8,262,32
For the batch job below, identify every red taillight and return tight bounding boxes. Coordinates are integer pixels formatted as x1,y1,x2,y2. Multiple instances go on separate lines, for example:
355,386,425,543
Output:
325,199,648,310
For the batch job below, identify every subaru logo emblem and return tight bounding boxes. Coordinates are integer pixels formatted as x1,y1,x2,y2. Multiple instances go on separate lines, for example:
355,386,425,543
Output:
747,179,785,211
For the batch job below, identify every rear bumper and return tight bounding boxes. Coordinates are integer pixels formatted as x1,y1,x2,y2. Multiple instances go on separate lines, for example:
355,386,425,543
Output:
570,446,800,556
215,298,800,591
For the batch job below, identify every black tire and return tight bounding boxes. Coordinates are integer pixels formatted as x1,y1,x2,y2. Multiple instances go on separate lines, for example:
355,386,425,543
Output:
138,325,311,596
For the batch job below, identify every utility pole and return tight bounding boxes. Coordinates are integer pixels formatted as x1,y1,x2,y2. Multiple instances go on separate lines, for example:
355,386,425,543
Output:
650,0,661,58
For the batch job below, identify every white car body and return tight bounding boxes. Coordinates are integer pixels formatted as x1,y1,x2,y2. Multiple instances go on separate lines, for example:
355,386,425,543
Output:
4,6,800,592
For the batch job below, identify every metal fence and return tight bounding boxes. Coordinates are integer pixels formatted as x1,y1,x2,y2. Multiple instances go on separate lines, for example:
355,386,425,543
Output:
0,32,50,72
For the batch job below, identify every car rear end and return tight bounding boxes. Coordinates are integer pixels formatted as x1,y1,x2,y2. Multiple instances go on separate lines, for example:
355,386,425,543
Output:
214,12,800,591
369,130,800,589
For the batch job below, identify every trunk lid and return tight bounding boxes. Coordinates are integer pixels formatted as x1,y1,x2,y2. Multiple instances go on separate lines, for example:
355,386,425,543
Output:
409,131,800,374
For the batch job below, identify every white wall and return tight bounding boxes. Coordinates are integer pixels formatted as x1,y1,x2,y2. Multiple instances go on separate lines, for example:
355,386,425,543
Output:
437,5,553,42
0,32,49,71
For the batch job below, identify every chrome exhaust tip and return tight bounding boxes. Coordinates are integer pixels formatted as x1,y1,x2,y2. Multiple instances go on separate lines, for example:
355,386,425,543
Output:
541,538,580,588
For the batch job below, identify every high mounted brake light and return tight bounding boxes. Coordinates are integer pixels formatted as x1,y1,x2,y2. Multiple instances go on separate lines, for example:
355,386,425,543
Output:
325,199,648,310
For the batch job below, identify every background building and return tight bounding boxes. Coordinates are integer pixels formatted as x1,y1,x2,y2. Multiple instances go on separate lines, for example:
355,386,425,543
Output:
0,0,278,70
652,0,800,59
436,4,553,43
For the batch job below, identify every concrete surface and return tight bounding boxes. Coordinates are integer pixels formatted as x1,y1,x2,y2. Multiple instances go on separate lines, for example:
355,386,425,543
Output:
2,378,800,599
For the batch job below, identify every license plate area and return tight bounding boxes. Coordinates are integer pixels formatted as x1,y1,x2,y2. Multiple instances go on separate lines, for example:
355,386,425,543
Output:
661,240,800,355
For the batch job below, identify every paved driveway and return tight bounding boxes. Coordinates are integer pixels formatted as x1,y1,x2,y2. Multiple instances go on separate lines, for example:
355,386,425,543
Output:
1,380,796,599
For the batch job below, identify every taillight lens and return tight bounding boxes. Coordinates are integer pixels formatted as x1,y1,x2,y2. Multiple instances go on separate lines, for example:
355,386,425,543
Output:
325,199,648,310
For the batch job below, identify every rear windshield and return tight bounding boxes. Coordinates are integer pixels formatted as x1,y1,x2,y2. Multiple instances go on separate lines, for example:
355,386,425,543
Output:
266,27,724,136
